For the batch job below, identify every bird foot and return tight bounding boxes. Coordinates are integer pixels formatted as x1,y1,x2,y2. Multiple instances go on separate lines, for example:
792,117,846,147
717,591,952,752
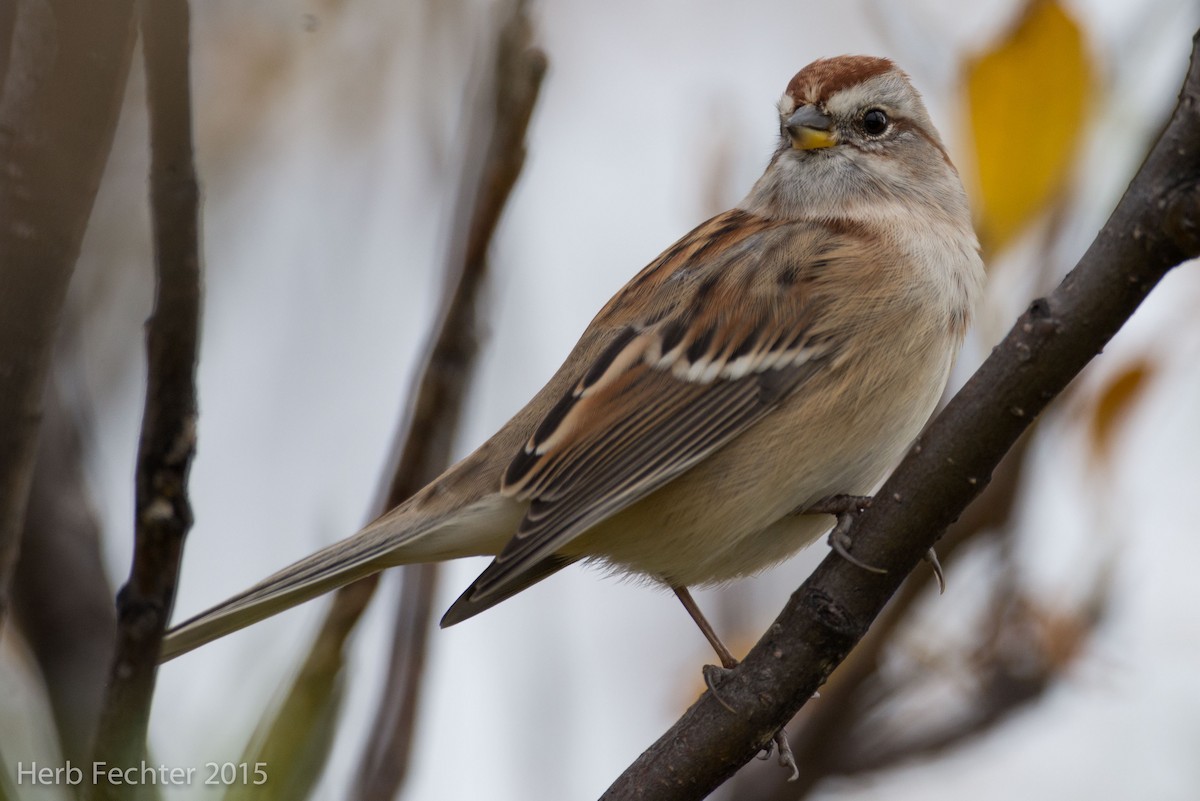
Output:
925,546,946,593
703,663,800,780
757,729,800,781
701,663,739,713
804,494,887,575
803,495,946,588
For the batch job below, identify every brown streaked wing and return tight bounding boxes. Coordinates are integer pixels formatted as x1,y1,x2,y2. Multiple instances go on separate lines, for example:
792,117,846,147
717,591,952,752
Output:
445,215,850,610
477,359,822,603
437,354,815,626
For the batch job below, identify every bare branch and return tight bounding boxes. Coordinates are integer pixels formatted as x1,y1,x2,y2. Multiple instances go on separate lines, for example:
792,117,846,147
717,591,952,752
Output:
721,429,1033,800
602,30,1200,801
0,0,136,621
89,0,202,793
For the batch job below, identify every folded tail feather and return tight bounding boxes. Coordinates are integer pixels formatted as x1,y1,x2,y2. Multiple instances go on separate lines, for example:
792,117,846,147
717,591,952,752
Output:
160,513,432,663
439,553,577,628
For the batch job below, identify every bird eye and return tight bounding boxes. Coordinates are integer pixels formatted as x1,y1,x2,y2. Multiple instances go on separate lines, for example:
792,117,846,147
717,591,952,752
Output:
861,108,889,136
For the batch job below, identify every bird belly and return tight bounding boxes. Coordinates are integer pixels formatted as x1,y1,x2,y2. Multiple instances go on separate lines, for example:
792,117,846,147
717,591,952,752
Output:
563,341,954,587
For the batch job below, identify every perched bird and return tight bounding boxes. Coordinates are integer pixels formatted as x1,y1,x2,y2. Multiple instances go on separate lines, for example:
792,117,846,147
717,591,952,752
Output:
162,55,983,664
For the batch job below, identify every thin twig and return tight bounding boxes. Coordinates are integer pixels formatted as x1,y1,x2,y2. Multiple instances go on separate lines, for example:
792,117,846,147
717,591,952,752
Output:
89,1,202,796
602,30,1200,801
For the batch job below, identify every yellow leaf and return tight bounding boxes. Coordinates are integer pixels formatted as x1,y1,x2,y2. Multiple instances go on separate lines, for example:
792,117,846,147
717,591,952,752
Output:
966,0,1091,253
1089,361,1153,462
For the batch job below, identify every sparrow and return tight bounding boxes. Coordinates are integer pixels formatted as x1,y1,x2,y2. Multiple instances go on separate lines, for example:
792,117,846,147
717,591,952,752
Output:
161,55,984,665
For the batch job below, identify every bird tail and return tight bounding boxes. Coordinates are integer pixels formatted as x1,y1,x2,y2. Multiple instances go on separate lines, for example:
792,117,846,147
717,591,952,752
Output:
161,489,526,662
159,516,410,663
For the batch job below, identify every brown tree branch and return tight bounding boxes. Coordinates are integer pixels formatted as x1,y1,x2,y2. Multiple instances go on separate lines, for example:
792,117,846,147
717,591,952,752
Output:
602,30,1200,801
89,1,202,795
0,0,136,622
722,430,1033,801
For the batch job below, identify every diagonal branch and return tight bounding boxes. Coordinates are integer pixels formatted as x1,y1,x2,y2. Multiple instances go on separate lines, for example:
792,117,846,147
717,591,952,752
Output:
89,0,202,794
602,29,1200,801
722,430,1033,801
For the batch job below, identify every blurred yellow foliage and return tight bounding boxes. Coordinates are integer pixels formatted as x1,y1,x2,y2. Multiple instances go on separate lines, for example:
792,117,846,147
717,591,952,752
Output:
1089,361,1154,463
966,0,1091,254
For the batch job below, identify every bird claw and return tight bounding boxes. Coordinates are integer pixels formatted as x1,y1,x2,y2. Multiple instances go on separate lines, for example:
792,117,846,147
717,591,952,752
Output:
806,495,947,588
828,527,888,574
925,547,946,593
704,664,800,780
756,729,800,781
803,494,888,575
702,663,739,713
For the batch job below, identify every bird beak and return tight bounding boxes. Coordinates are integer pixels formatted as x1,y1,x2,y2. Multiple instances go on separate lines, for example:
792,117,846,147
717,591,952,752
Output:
786,106,836,150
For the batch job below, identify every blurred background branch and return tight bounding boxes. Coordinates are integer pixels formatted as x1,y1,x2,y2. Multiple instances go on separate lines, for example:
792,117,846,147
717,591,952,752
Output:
354,4,546,797
12,382,116,775
0,0,136,624
223,2,547,799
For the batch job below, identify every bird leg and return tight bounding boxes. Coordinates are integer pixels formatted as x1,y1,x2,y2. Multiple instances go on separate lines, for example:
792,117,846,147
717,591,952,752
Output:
672,586,800,781
673,586,738,669
805,494,946,591
674,585,740,712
